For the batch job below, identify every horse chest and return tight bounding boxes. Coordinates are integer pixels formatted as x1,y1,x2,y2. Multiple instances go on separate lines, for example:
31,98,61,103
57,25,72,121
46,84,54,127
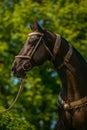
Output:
59,106,87,130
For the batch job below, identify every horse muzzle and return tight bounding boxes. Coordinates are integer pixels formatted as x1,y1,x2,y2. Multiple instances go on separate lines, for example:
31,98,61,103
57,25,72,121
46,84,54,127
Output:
11,61,33,78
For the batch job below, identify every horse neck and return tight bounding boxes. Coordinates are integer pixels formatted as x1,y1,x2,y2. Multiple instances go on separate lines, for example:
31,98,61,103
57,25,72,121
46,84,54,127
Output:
53,37,87,102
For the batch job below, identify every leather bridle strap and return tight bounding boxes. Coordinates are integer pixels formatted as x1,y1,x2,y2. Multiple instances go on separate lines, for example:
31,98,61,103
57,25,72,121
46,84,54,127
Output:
57,43,73,69
15,33,44,60
15,33,60,61
15,32,73,72
56,43,74,72
53,34,61,60
58,93,87,110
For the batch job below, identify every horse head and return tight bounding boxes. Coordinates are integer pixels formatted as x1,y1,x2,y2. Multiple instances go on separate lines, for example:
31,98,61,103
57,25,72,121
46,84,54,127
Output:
12,22,55,78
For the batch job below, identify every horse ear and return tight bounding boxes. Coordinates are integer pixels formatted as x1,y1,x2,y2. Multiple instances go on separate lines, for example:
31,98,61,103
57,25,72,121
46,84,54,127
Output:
33,21,43,32
30,21,43,32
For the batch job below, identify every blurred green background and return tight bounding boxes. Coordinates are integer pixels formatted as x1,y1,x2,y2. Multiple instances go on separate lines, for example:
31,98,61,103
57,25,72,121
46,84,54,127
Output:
0,0,87,130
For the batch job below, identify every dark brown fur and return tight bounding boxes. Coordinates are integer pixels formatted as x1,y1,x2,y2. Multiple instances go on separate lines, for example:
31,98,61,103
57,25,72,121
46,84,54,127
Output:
12,22,87,130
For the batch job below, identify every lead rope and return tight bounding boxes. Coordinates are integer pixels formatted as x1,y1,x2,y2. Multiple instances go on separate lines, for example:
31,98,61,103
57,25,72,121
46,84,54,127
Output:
0,78,25,114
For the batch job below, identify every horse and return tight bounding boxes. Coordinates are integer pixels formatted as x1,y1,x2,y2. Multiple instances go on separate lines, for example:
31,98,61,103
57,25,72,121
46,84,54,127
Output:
12,22,87,130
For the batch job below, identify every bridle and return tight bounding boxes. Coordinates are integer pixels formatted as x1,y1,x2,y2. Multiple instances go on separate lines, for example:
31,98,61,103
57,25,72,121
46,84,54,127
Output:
1,31,86,114
15,32,44,70
15,32,58,70
15,31,73,72
16,32,44,60
0,32,74,114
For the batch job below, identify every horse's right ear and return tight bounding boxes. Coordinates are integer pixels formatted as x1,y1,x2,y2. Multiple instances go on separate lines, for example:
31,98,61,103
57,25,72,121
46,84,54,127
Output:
30,21,44,32
33,21,43,32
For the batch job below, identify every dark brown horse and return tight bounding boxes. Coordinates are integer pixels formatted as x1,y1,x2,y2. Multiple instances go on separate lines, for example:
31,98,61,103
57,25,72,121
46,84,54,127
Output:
12,22,87,130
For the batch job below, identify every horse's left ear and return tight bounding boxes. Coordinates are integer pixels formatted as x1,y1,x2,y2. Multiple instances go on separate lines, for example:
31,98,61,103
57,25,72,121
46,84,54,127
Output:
33,21,43,32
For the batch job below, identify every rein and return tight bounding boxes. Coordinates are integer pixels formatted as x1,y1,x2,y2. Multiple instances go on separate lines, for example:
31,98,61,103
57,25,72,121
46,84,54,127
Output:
0,32,61,114
15,32,74,110
0,78,24,114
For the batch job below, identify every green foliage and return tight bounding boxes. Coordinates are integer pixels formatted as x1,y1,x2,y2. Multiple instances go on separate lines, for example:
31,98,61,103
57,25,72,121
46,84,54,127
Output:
0,113,35,130
0,0,87,130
